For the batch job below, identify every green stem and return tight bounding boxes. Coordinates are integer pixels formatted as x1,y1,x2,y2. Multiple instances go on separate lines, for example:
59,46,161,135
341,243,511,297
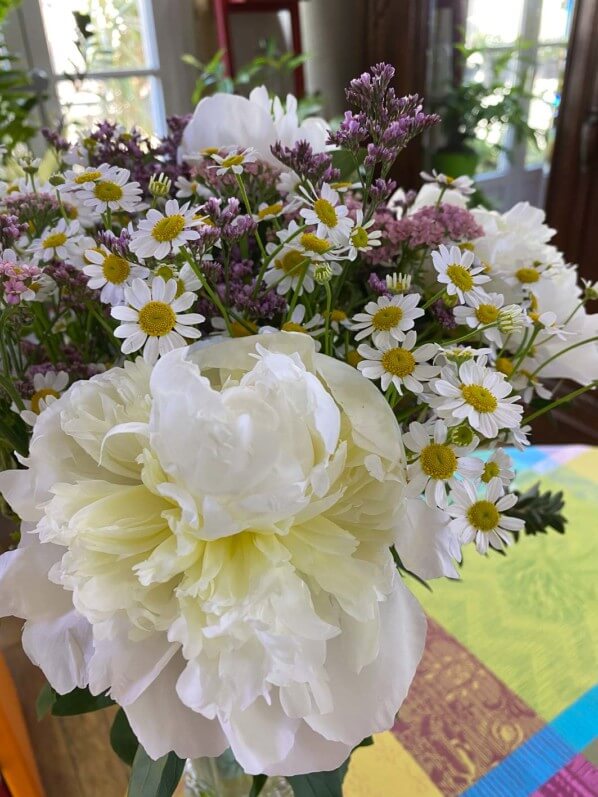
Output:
0,374,25,411
529,336,598,380
183,249,233,336
522,381,597,425
323,282,333,355
510,326,540,379
235,174,267,261
422,288,445,310
437,323,497,347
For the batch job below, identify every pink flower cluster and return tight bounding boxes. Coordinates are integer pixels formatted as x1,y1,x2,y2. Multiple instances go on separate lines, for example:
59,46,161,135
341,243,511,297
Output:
0,254,41,305
395,204,484,249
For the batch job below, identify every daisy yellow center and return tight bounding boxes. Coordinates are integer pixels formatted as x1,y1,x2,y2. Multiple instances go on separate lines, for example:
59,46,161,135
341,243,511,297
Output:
516,267,540,284
230,320,257,337
258,202,283,220
475,304,499,324
201,147,219,156
482,461,500,483
372,305,403,331
275,250,306,274
446,264,474,292
381,348,415,377
346,350,362,368
282,321,307,333
330,181,352,190
31,387,60,415
496,357,514,376
467,500,499,532
445,176,455,184
138,301,176,337
43,232,67,249
350,226,369,248
420,443,457,480
300,232,331,254
65,205,79,219
221,154,245,168
461,384,498,413
329,309,347,322
102,254,130,284
313,198,338,228
74,170,102,184
94,180,123,202
152,215,186,243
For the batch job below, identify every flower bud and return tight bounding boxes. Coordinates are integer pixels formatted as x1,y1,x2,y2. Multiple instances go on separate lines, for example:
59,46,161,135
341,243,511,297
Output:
149,173,172,198
49,173,66,187
449,424,475,447
314,263,333,285
386,272,412,294
497,304,527,334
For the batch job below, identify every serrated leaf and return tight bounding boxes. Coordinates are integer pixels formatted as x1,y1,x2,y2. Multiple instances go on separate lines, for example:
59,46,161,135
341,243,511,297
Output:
51,687,114,716
110,708,139,766
128,748,185,797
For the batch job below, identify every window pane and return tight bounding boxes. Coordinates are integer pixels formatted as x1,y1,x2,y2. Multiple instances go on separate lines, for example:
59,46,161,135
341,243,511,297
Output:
40,0,153,75
56,76,157,138
525,45,569,167
466,0,524,46
539,0,575,42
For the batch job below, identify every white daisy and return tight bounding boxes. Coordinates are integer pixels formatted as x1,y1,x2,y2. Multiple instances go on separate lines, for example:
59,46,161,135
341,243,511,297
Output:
458,447,515,488
175,175,212,200
111,277,204,364
352,293,424,347
253,201,285,222
59,163,116,193
333,209,382,260
448,477,524,554
153,261,202,294
404,419,479,508
420,170,475,196
259,305,325,344
431,360,524,439
435,345,493,367
299,183,353,238
264,232,315,296
29,219,82,263
129,199,202,260
211,147,257,176
357,331,439,394
77,166,143,213
432,244,490,304
19,371,69,426
453,291,506,345
83,247,149,306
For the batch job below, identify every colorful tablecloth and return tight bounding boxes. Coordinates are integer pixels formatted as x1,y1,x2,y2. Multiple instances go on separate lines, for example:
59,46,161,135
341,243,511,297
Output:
345,445,598,796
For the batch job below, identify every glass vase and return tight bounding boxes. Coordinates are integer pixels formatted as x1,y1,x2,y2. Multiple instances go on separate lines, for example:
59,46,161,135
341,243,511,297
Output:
184,750,293,797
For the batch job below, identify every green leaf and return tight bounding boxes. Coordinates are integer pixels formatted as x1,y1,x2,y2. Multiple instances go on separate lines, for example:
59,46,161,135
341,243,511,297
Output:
287,762,349,797
128,748,185,797
249,774,268,797
110,708,139,767
51,687,114,716
35,683,56,720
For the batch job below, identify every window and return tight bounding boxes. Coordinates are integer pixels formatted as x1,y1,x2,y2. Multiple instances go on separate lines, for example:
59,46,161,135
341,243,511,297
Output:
3,0,199,140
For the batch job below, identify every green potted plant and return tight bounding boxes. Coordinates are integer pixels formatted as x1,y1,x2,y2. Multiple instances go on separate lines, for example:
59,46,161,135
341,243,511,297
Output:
433,42,541,177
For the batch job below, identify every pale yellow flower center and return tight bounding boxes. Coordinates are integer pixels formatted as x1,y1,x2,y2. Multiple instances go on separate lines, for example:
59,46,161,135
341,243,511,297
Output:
300,232,331,254
475,304,499,325
461,384,498,413
65,205,79,219
350,226,369,248
74,170,102,184
516,267,540,284
258,202,283,220
420,443,457,480
282,321,307,333
43,232,67,249
31,387,60,415
155,266,185,298
482,461,501,483
152,215,186,243
381,348,415,377
275,250,306,274
329,309,347,322
138,301,176,337
201,147,219,156
230,320,257,337
495,357,514,377
314,198,338,228
102,254,130,284
94,180,123,202
467,500,499,532
372,305,403,331
446,264,474,292
346,350,362,368
221,154,245,168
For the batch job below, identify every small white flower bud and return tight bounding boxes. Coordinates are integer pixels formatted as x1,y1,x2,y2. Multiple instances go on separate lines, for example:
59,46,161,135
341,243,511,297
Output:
149,173,172,198
497,304,527,334
314,263,333,285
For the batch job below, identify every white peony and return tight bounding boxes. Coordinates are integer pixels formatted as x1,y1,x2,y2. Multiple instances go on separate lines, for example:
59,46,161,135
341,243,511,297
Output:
179,86,329,169
0,333,430,776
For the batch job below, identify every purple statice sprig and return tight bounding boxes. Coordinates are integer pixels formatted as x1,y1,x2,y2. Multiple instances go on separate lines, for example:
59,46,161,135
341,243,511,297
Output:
0,214,28,249
395,204,484,249
271,140,340,188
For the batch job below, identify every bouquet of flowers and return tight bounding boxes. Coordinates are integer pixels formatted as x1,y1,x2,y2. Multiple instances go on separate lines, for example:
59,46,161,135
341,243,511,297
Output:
0,63,595,797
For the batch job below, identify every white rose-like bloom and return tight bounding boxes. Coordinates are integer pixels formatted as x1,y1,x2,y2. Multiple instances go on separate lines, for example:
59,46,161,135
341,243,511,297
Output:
0,333,426,776
179,86,329,169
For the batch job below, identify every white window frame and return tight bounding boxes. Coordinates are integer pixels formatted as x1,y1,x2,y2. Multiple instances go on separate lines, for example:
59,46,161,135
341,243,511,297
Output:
3,0,199,143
